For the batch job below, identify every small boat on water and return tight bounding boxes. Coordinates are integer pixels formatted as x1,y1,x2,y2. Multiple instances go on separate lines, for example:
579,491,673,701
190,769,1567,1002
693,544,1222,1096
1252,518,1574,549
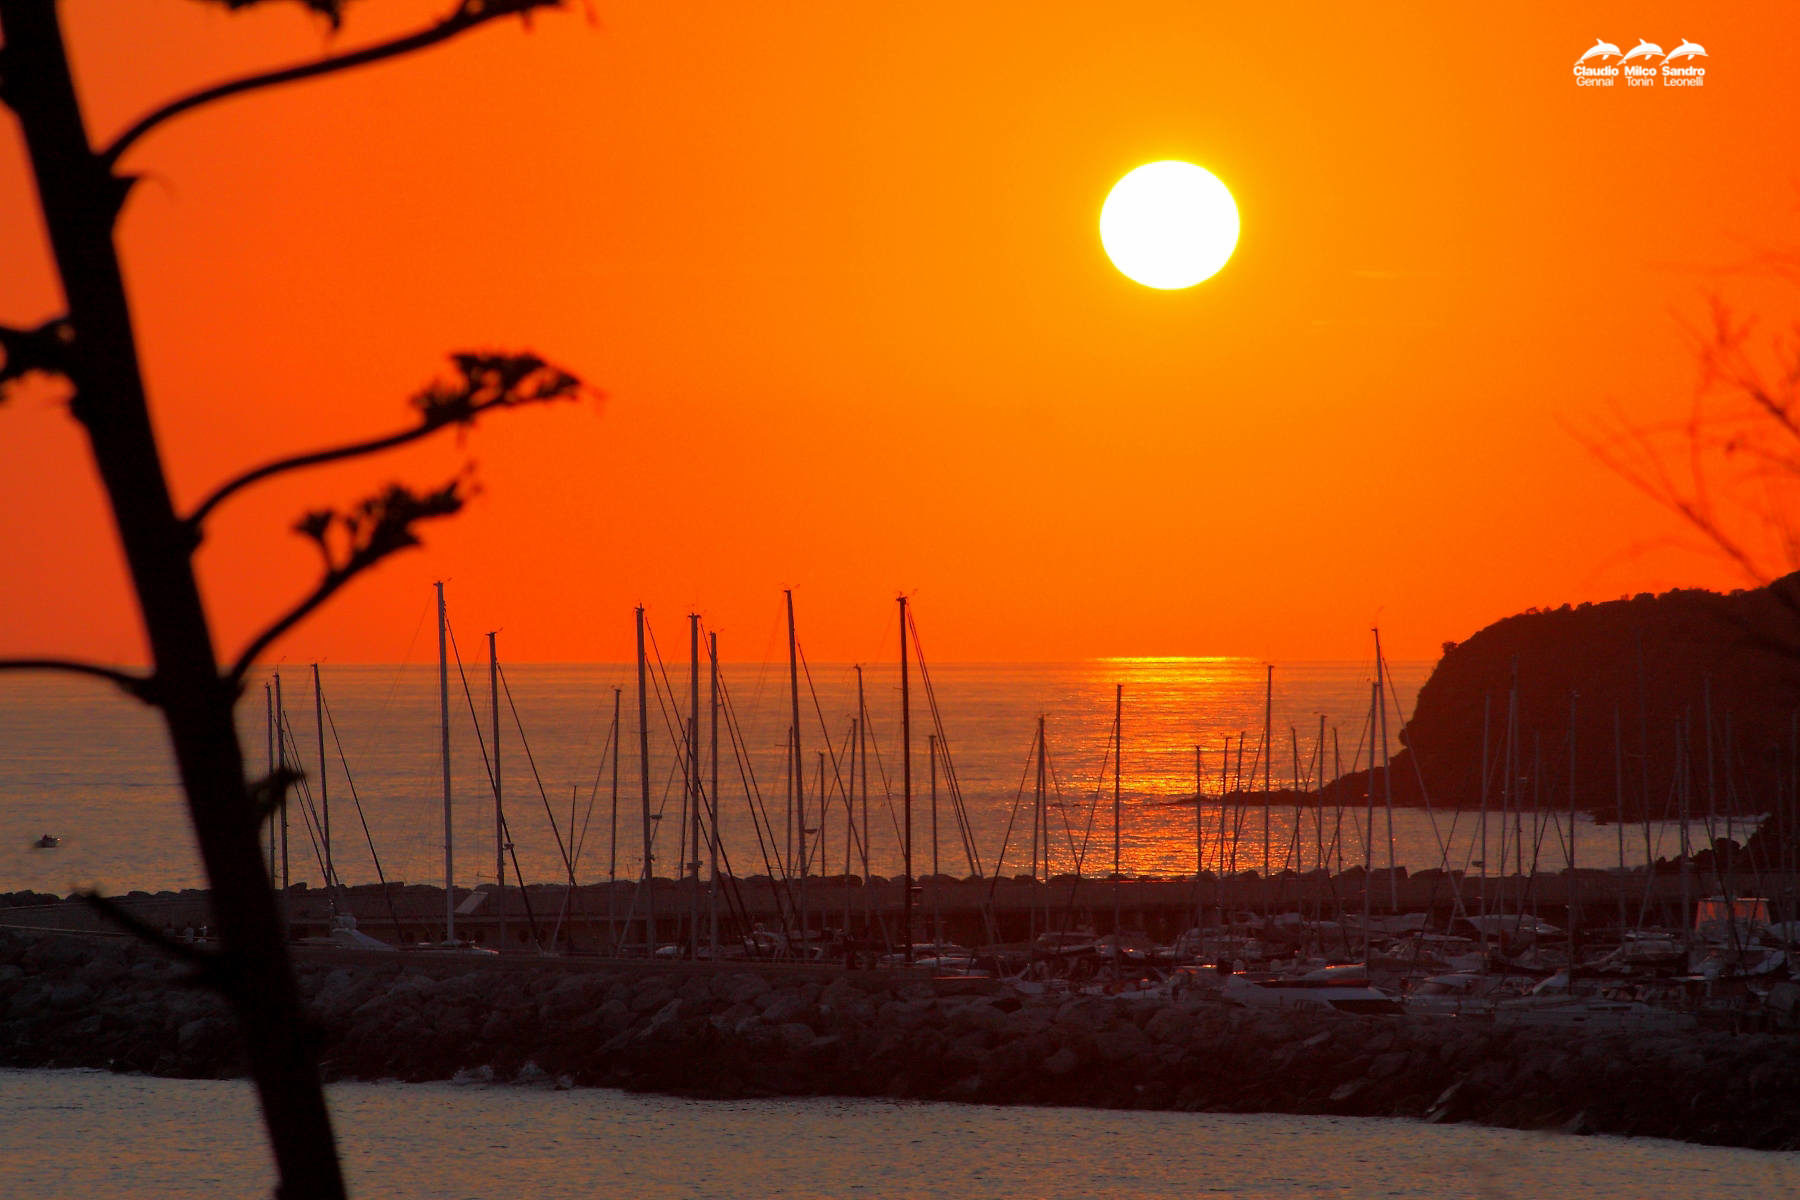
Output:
32,834,59,849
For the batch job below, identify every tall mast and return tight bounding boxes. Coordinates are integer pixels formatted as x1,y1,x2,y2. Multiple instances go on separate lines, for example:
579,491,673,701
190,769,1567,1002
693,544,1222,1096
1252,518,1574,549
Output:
1375,629,1397,912
1035,714,1047,944
856,665,870,934
786,591,805,954
489,631,503,953
1112,683,1123,974
930,732,941,946
436,581,452,943
1194,743,1204,934
899,594,914,964
689,613,702,960
636,605,654,952
1568,689,1579,981
312,665,332,924
608,686,621,952
1479,692,1490,940
1362,682,1376,955
844,712,856,938
708,631,721,959
1614,706,1628,932
1262,664,1272,918
274,670,288,895
265,681,275,881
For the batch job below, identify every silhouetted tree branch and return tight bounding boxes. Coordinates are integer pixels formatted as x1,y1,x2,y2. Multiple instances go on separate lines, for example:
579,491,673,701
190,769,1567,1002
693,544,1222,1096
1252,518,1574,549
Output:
0,657,155,702
0,316,72,397
229,478,468,681
101,0,564,171
1582,295,1800,586
78,891,227,983
188,352,583,531
0,3,578,1197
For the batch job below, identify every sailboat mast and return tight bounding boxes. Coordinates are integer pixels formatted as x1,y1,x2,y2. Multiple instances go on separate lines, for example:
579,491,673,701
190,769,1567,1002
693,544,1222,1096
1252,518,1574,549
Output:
605,687,619,950
709,631,721,959
900,595,914,964
786,591,805,954
1035,714,1047,944
689,613,702,960
274,670,288,894
489,632,503,953
436,581,452,943
1113,683,1123,970
311,664,330,897
265,681,275,881
1362,681,1376,955
636,605,654,952
1262,665,1272,918
1194,744,1204,932
1568,689,1579,978
1375,629,1397,912
1479,692,1490,938
857,665,870,933
930,732,941,946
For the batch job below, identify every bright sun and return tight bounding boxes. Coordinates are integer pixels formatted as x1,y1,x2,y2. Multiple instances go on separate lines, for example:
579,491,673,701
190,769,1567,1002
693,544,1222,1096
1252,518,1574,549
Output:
1100,161,1239,289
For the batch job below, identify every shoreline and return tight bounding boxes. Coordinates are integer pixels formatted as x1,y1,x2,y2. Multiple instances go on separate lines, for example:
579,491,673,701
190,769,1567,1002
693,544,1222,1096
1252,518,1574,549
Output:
3,927,1797,1152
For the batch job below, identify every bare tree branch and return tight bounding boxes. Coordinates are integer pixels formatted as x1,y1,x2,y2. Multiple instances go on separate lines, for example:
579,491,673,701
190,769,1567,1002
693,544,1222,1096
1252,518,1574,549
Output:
77,891,231,990
0,657,155,703
249,766,306,829
186,351,584,531
228,478,467,680
101,1,565,171
0,317,73,400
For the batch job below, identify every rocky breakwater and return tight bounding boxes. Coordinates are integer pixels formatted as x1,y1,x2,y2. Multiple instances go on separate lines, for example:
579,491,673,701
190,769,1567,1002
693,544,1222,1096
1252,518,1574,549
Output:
4,928,1800,1149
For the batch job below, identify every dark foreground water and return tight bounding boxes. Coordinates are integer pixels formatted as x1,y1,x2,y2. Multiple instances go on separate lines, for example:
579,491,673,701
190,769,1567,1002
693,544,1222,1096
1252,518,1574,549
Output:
1,1068,1794,1199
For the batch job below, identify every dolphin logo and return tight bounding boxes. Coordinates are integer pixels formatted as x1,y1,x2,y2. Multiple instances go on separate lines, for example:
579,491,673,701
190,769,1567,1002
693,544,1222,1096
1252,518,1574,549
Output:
1620,39,1664,64
1665,38,1708,62
1576,37,1622,65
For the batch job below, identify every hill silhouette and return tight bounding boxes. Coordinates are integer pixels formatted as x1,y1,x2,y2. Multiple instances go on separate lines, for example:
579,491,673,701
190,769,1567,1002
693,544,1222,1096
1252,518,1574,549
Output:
1328,575,1800,824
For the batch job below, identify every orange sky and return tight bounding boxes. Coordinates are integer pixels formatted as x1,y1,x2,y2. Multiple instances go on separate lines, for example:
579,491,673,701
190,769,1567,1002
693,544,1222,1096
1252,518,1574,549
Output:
3,1,1796,668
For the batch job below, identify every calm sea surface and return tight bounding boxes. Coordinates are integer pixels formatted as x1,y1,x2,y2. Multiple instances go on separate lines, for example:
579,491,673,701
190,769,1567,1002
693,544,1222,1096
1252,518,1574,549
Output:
0,660,1702,896
0,1068,1793,1199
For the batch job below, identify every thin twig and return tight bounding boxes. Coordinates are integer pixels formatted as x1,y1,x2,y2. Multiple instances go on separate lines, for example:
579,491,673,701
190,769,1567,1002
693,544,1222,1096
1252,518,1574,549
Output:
101,1,563,171
77,891,230,990
190,422,445,531
0,657,154,703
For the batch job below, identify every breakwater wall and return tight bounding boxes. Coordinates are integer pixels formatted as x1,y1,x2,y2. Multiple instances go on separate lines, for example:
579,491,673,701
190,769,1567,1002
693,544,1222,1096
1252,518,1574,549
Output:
8,866,1785,953
2,928,1797,1150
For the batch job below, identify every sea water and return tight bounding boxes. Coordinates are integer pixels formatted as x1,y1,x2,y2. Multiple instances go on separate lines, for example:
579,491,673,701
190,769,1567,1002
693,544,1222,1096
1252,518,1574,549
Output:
0,660,1700,896
0,1068,1792,1199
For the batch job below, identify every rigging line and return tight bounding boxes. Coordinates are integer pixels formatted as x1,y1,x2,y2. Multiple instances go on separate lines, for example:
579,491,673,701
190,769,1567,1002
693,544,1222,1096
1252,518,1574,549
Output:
982,724,1042,909
858,716,907,848
642,616,692,756
571,707,619,873
716,671,796,933
497,661,577,883
276,710,332,884
1043,738,1081,867
716,663,788,879
1070,718,1115,877
903,607,986,877
1380,653,1470,920
444,612,504,880
321,688,405,935
716,667,783,876
795,644,854,815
